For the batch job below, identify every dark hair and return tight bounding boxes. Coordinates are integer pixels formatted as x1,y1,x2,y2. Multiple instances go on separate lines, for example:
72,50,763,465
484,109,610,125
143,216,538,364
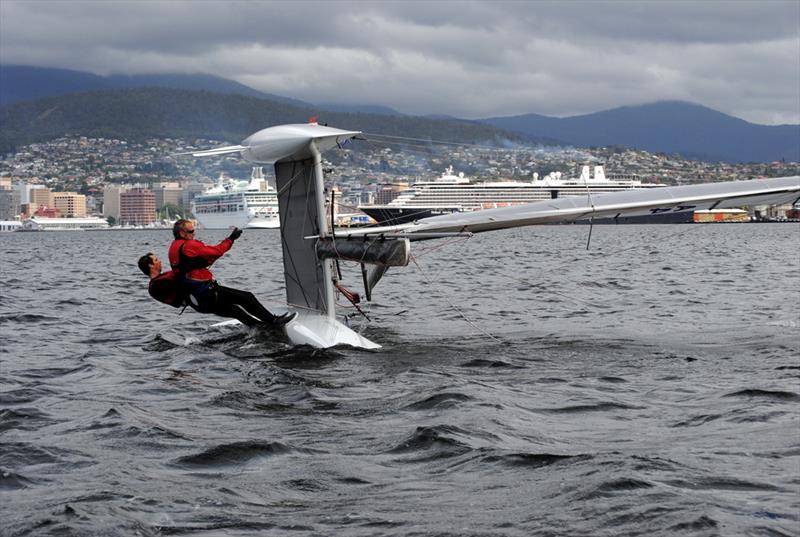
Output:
173,218,192,239
138,253,154,275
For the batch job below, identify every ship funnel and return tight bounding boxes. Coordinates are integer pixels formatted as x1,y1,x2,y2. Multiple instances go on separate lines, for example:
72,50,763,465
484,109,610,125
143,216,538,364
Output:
580,166,590,182
251,167,265,180
533,172,539,181
247,166,265,191
594,166,605,181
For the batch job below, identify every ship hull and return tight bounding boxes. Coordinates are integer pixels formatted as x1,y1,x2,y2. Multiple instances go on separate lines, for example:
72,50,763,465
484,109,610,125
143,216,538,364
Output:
359,206,460,225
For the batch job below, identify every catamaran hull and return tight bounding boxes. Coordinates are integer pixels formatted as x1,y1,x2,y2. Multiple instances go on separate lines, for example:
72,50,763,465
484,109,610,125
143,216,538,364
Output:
285,311,381,349
210,311,381,349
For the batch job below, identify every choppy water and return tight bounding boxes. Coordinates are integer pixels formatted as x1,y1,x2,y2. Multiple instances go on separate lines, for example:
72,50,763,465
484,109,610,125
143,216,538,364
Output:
1,224,798,537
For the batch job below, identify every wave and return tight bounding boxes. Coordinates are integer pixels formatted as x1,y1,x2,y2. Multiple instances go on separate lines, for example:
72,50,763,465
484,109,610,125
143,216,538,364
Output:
387,425,473,461
174,440,297,467
0,468,36,490
723,389,799,401
460,358,524,369
401,392,473,411
481,452,586,469
0,312,62,324
537,401,644,414
0,408,56,432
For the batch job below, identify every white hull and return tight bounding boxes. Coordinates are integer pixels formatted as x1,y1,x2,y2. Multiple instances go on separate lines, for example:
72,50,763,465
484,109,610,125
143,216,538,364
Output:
211,310,380,349
246,218,280,229
194,211,251,230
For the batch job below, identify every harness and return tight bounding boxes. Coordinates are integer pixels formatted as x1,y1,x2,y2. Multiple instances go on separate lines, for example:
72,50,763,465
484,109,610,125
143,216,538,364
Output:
172,240,218,312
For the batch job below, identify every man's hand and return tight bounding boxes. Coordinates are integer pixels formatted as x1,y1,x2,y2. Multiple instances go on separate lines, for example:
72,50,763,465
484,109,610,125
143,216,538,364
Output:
228,227,243,241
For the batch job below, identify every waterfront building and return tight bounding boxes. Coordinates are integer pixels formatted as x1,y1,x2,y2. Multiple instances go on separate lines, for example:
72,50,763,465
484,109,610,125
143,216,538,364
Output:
21,217,109,231
154,184,183,209
0,220,22,232
16,182,46,205
29,188,52,210
103,185,128,220
0,189,20,220
374,182,409,204
120,188,156,225
52,192,87,217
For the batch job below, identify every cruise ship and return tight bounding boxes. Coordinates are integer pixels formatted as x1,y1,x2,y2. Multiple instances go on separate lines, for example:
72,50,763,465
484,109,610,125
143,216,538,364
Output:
359,165,665,225
191,167,280,229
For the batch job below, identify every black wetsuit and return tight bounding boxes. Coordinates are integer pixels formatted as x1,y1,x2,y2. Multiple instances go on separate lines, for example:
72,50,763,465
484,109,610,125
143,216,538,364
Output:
186,281,277,326
169,237,278,326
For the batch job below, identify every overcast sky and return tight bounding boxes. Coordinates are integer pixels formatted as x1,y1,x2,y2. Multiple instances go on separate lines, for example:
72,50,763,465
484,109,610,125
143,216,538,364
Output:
1,0,798,125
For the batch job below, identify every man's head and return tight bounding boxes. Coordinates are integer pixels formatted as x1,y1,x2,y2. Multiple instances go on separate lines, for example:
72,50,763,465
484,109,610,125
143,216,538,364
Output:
172,219,196,240
137,253,162,278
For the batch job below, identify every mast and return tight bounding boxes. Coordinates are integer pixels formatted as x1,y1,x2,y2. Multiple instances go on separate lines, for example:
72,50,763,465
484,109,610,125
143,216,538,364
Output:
310,140,336,319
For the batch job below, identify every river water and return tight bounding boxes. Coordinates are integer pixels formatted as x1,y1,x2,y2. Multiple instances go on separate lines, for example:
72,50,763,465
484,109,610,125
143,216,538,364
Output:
1,224,798,536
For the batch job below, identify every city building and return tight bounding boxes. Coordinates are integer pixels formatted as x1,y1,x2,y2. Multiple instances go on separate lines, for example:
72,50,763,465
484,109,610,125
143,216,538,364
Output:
16,182,46,206
29,187,52,210
103,185,128,220
52,192,87,217
120,188,156,225
0,189,20,220
153,184,183,209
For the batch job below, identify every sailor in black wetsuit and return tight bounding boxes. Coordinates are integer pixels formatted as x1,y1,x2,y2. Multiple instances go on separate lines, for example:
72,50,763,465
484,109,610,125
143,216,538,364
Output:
139,220,295,327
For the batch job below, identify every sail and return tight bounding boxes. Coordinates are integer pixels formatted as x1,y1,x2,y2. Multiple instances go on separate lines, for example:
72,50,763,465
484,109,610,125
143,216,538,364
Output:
337,176,800,239
238,124,362,313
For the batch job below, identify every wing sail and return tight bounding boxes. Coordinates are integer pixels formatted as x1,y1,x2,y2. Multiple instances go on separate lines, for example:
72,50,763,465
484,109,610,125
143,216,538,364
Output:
337,176,800,239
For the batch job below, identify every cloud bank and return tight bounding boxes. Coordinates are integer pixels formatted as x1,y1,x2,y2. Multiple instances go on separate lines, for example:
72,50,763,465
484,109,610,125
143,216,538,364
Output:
1,0,798,124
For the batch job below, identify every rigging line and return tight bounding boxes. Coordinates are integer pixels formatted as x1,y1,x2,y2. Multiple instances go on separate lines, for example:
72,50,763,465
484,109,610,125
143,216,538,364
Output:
276,162,311,198
364,132,536,153
410,255,501,343
360,139,446,157
412,234,472,259
362,137,452,150
360,138,490,159
414,235,474,289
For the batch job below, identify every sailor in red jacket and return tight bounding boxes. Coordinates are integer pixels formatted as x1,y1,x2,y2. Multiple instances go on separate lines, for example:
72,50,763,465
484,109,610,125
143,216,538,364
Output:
166,219,295,326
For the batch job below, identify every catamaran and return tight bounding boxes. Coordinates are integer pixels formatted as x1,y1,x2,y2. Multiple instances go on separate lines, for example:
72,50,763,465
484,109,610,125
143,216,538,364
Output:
188,122,800,350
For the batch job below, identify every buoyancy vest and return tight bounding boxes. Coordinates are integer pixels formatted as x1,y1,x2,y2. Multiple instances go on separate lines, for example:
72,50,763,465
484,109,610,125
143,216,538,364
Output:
148,270,186,308
147,243,194,308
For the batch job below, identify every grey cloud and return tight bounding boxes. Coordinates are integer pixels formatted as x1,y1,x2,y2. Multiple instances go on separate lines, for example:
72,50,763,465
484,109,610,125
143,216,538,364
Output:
1,0,797,124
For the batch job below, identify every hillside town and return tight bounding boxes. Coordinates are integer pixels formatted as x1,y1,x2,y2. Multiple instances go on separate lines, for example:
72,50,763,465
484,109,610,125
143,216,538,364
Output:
1,133,798,229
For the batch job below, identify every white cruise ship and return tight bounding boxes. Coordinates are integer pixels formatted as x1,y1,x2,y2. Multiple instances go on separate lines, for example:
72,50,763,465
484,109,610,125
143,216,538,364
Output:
359,165,665,225
191,167,280,229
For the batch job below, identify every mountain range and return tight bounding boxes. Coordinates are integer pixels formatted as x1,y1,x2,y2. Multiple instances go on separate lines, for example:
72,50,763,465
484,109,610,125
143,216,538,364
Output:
1,65,797,163
0,87,529,156
480,102,799,163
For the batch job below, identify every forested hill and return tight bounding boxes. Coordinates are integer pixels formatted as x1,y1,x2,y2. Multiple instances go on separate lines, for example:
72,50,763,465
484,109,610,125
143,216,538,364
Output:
0,88,539,154
482,101,800,163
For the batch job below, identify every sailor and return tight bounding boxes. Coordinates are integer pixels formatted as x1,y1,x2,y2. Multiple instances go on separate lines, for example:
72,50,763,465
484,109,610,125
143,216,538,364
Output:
143,219,295,326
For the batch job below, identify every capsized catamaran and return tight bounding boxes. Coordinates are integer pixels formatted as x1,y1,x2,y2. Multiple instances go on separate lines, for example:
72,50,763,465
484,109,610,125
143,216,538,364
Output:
190,122,800,349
